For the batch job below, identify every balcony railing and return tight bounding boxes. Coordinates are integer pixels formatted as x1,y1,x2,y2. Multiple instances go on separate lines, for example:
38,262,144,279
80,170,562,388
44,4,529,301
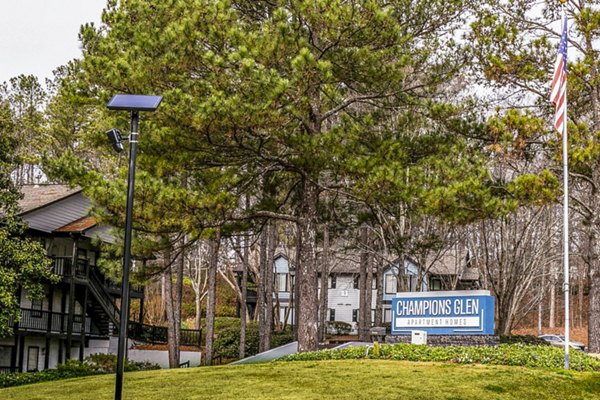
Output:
13,308,101,336
128,322,202,347
11,309,201,346
52,256,144,295
52,256,87,279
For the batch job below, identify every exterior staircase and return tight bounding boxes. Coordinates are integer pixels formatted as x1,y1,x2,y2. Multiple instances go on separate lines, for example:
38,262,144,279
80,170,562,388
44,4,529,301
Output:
52,256,201,347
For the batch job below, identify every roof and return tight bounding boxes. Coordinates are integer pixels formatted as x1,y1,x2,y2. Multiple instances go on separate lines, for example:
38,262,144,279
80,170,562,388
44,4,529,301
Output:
327,258,362,274
17,185,115,243
427,251,466,275
427,248,480,281
54,216,97,233
18,184,81,214
14,184,112,240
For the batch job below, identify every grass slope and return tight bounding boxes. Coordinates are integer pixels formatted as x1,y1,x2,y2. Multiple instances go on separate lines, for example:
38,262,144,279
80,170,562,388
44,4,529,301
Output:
2,360,600,400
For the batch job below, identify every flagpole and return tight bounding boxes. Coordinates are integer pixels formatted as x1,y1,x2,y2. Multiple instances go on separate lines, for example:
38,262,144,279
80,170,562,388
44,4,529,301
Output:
560,0,570,371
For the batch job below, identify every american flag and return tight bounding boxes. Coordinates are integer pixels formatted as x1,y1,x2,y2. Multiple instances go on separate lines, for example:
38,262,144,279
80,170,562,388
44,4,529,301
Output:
550,16,568,133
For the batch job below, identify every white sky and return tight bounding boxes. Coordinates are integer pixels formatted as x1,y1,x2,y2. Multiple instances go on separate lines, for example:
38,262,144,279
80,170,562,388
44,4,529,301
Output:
0,0,106,84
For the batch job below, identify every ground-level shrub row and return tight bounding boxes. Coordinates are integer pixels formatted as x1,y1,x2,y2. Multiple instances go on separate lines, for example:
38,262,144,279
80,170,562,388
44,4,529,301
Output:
280,343,600,372
0,354,159,388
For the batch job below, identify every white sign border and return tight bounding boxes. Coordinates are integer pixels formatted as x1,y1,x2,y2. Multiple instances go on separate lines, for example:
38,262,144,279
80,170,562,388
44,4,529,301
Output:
395,290,491,298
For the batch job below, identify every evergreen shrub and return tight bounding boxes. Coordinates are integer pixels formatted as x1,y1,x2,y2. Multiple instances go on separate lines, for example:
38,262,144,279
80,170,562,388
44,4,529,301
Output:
213,323,295,359
271,327,294,348
214,322,260,359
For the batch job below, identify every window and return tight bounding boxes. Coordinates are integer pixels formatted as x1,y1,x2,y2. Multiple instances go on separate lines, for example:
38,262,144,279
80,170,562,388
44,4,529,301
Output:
27,347,39,372
430,277,443,291
328,309,335,322
277,273,289,292
31,298,43,318
352,309,359,322
384,308,392,323
397,275,417,292
330,275,336,289
0,345,12,368
385,274,397,294
280,307,288,323
354,276,377,290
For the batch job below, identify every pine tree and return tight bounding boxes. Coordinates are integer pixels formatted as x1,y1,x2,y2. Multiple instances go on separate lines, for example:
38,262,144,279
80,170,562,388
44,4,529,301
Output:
49,0,523,352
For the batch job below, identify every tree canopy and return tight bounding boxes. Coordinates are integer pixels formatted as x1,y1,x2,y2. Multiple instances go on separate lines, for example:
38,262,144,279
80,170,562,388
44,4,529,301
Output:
43,0,554,351
0,101,56,337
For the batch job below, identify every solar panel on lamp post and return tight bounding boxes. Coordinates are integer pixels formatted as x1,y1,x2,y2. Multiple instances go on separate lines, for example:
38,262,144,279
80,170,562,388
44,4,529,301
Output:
106,94,162,400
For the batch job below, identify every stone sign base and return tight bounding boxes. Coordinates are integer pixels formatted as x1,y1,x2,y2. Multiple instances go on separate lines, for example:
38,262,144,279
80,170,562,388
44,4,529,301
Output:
385,334,499,347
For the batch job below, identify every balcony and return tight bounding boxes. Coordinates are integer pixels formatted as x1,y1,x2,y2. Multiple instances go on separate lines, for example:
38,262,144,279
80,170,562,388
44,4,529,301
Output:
51,256,144,298
52,256,87,279
13,308,102,337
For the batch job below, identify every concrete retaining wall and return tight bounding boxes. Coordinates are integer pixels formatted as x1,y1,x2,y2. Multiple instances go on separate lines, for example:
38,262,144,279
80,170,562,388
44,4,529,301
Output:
127,350,201,368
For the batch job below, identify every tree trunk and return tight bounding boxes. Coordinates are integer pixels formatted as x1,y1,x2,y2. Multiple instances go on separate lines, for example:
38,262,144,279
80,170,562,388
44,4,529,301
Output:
173,244,184,365
164,242,185,369
257,226,265,347
589,251,600,352
164,268,175,367
549,271,556,329
374,256,384,327
163,251,178,368
585,176,600,352
161,274,167,323
195,291,202,330
293,226,301,341
358,224,370,341
366,248,373,330
267,222,276,333
318,225,329,342
204,234,220,365
497,299,513,336
588,268,600,353
239,234,249,359
296,178,319,352
537,300,543,336
578,263,584,329
538,266,545,336
259,221,275,352
289,258,296,336
258,225,269,352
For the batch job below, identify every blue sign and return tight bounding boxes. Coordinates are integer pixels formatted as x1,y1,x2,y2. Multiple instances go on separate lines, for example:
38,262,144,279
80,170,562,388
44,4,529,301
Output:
391,290,495,335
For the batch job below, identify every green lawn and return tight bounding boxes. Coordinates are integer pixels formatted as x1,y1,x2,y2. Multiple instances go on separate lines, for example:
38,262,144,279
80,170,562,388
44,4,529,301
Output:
2,360,600,400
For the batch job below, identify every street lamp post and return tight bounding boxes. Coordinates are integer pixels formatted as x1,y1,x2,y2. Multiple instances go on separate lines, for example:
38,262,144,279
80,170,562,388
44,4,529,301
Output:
106,94,162,400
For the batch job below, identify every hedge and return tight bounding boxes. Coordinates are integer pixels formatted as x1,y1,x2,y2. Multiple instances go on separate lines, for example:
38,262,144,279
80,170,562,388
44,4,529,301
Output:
280,343,600,372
